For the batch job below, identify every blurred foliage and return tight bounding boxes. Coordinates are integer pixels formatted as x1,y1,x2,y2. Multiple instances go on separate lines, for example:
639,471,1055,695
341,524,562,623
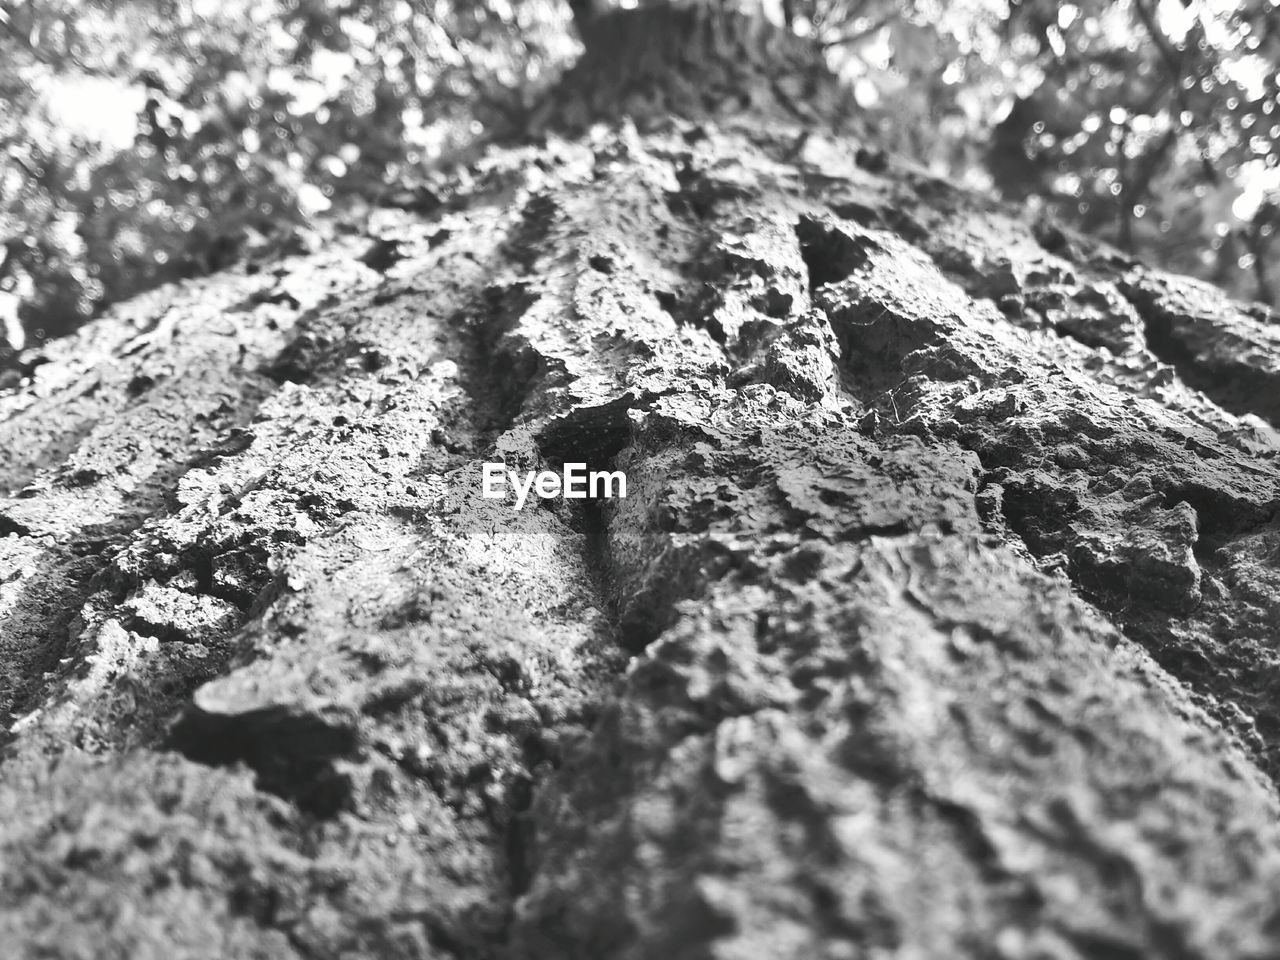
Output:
0,0,576,350
2,0,1278,356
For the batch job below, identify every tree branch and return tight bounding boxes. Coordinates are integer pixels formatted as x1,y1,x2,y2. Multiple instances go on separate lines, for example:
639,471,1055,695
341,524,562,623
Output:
822,10,898,49
566,0,604,39
1131,0,1218,186
1120,127,1178,246
1245,202,1278,306
0,12,112,78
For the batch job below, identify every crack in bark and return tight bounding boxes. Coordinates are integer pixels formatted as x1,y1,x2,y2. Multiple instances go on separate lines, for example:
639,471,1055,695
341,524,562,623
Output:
1117,272,1280,428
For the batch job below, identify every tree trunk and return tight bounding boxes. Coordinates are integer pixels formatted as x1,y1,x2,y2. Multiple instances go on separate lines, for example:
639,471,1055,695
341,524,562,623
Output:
3,7,1280,958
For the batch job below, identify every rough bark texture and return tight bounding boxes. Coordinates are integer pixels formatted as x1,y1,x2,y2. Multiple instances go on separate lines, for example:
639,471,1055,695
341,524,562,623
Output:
2,41,1280,960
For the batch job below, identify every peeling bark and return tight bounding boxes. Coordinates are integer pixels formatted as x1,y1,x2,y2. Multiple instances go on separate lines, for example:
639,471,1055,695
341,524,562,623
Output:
1,83,1279,960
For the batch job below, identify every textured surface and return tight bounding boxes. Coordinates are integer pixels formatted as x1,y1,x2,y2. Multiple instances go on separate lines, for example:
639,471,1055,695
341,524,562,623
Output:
1,111,1280,959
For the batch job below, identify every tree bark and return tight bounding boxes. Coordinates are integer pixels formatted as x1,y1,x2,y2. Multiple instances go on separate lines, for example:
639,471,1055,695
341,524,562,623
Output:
2,8,1280,958
529,3,853,135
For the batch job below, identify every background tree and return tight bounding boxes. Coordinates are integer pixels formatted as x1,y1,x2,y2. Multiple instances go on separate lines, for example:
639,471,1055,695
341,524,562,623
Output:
2,0,1278,363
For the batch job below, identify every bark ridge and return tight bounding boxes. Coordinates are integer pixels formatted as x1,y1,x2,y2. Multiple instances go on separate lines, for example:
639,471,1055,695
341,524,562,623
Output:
0,116,1278,959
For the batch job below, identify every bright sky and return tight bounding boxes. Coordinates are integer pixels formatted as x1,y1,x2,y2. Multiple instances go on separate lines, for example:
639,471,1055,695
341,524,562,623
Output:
39,74,146,153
